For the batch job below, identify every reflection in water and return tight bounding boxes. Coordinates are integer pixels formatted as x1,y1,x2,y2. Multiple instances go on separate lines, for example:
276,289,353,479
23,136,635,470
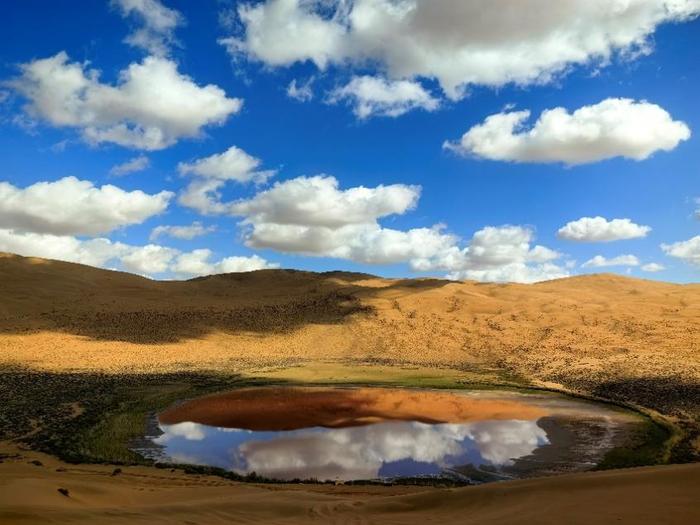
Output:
154,419,548,481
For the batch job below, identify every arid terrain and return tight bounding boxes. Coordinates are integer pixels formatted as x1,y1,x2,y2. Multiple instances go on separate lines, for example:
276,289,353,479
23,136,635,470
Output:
1,252,699,523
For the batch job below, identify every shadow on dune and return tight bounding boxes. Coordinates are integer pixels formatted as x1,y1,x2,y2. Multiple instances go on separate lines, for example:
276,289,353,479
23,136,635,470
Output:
0,253,451,343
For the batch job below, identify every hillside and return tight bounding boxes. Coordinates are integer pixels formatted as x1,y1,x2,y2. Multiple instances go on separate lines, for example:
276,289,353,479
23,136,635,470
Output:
1,251,699,455
1,252,698,376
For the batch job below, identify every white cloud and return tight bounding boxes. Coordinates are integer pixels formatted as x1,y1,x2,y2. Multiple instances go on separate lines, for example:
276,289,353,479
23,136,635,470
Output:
430,226,569,283
221,0,346,70
112,0,184,56
178,146,273,183
582,254,640,268
557,216,651,242
178,178,232,216
120,244,179,274
641,262,665,272
229,176,456,266
662,236,700,266
229,175,566,283
0,176,172,236
0,228,275,278
286,78,314,102
445,98,690,164
231,175,420,228
329,76,439,119
110,154,150,176
171,249,278,277
11,52,242,150
177,146,276,215
0,229,131,268
150,221,216,241
241,222,458,265
225,0,700,100
0,228,174,276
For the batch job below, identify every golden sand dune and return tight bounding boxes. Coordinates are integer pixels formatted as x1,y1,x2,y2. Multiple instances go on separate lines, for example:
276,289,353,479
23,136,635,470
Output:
1,444,698,524
1,251,699,380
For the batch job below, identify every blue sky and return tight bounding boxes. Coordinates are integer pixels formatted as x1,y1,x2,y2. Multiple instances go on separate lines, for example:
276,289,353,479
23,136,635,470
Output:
0,0,699,282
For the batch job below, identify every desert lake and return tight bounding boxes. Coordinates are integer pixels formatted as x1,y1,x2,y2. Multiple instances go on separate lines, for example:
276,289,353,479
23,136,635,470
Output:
132,387,647,483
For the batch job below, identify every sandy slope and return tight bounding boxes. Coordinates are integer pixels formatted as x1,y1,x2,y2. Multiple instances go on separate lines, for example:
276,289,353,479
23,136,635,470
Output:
1,444,698,524
1,252,699,523
1,252,698,380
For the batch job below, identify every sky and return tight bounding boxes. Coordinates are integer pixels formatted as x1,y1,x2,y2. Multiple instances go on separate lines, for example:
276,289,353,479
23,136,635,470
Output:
0,0,699,283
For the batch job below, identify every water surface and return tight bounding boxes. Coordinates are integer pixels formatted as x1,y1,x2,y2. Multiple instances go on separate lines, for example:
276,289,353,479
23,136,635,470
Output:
135,387,641,483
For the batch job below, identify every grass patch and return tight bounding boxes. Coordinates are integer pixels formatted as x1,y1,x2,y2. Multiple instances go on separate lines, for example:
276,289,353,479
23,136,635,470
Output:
596,417,672,470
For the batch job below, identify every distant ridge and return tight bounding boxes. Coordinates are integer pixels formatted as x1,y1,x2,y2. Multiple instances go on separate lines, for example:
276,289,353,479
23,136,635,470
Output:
0,251,688,287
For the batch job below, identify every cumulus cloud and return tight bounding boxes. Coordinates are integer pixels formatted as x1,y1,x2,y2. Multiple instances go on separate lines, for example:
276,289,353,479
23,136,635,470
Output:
329,76,439,118
112,0,184,56
10,52,242,150
431,226,569,283
150,221,216,241
641,262,665,272
557,216,651,242
120,244,179,274
445,98,690,164
0,176,172,236
286,78,314,102
229,176,457,266
224,0,700,100
0,228,276,278
171,249,278,277
178,146,275,215
662,236,700,266
582,254,640,268
229,175,566,282
231,175,420,228
0,229,131,269
0,228,174,275
178,146,273,183
241,222,458,266
110,154,150,176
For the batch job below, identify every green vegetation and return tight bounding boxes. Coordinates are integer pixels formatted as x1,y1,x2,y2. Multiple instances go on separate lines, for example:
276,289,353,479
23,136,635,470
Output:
0,361,680,481
597,417,672,469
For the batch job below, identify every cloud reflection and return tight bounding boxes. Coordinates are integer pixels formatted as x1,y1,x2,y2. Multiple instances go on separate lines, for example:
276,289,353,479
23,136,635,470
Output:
156,419,548,481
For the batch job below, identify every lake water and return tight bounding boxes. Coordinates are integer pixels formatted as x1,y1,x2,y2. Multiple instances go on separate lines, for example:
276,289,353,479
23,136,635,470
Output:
134,387,642,483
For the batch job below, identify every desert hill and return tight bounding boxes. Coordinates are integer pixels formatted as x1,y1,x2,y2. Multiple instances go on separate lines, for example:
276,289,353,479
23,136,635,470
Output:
1,251,698,373
1,251,699,451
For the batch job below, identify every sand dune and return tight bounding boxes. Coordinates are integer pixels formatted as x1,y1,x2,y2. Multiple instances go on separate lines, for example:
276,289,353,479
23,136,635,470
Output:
1,252,698,376
1,444,698,524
